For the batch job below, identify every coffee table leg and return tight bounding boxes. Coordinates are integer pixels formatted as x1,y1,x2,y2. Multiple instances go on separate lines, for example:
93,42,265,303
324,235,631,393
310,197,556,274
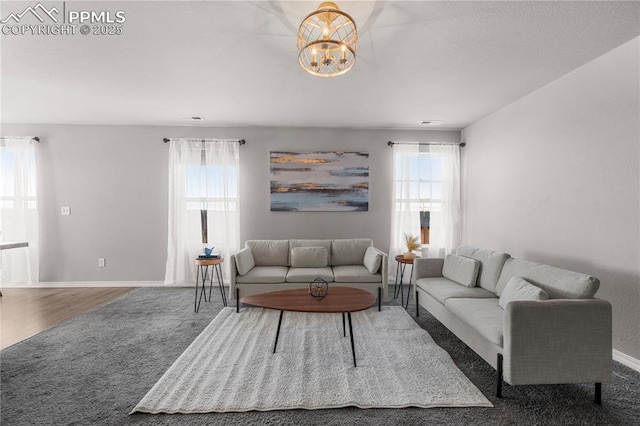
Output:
342,312,346,337
273,310,284,354
348,312,356,367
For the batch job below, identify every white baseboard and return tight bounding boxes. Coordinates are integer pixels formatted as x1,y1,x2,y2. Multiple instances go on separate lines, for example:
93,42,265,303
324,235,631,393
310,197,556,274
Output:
613,349,640,373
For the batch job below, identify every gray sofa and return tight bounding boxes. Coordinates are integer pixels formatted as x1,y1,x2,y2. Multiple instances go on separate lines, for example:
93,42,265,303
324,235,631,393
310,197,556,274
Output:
230,238,388,311
413,246,612,403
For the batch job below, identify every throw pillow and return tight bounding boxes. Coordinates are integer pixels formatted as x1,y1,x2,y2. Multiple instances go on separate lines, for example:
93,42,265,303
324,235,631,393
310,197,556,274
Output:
363,246,382,274
291,246,328,268
499,276,549,309
442,254,480,287
235,247,255,276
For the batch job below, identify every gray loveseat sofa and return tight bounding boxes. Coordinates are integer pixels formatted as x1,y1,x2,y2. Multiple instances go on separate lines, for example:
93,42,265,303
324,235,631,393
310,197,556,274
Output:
230,238,388,312
413,246,612,403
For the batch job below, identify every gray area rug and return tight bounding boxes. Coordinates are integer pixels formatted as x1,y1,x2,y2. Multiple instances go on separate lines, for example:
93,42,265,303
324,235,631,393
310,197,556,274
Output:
133,306,492,413
1,287,639,425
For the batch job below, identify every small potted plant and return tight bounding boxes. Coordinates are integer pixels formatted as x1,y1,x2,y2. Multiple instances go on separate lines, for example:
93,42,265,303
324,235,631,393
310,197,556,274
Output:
403,234,420,259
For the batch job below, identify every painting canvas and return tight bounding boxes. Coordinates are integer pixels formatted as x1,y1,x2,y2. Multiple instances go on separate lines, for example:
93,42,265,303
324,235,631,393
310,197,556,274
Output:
270,151,369,211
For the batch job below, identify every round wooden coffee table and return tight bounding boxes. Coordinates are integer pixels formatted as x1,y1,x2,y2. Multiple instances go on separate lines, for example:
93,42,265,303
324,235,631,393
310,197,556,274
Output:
240,287,376,367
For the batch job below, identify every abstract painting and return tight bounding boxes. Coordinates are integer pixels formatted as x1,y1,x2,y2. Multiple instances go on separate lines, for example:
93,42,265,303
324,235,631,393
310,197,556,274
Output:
270,151,369,211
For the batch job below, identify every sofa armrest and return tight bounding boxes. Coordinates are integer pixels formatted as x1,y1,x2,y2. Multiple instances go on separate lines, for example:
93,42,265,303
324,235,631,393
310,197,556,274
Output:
503,299,612,385
412,258,444,281
372,247,389,297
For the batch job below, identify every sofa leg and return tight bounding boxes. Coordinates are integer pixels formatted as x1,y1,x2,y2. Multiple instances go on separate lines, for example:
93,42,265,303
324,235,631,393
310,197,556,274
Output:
496,353,503,398
378,287,382,311
415,290,419,317
236,288,240,313
595,383,601,404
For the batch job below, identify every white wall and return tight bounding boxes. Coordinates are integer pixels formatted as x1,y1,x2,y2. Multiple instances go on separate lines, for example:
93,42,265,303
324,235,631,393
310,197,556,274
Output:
1,123,459,283
462,38,640,360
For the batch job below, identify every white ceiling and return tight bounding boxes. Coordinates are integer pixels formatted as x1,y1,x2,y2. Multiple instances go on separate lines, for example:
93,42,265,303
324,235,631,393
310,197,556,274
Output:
2,1,639,130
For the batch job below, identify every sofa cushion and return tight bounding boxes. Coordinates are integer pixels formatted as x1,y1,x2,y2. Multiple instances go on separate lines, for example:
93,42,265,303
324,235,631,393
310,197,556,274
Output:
415,277,496,305
442,254,480,287
333,265,382,283
363,247,382,274
245,240,289,266
290,239,333,265
331,239,373,266
496,258,600,299
286,267,334,283
498,276,548,309
290,247,328,268
235,266,288,283
456,246,510,293
445,298,504,346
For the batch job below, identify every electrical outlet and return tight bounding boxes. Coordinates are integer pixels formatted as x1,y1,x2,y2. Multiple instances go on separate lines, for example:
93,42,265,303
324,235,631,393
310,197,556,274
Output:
61,206,71,216
98,258,106,267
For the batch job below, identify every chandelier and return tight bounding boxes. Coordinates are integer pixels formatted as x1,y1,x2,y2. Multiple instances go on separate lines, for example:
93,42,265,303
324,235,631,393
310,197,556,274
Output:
297,2,358,77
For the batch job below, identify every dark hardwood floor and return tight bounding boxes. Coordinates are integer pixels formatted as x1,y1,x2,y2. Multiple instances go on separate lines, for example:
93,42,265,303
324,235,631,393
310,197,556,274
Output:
0,287,134,350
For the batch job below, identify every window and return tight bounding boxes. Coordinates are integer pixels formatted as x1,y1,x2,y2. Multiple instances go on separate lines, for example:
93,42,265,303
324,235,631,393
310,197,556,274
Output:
394,153,443,245
185,164,239,211
0,137,39,285
186,163,239,243
164,139,241,284
390,142,460,262
0,149,36,241
0,149,38,217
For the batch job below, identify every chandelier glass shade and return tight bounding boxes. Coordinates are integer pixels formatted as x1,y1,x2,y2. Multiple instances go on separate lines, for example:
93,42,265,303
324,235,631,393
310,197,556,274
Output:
297,2,358,77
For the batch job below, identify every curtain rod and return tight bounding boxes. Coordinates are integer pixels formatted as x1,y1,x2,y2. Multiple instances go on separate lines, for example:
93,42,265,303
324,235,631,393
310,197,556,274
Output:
163,138,245,145
0,136,40,142
387,141,465,147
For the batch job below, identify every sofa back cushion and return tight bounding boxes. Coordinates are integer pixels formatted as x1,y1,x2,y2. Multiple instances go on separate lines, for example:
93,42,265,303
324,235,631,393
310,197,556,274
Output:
331,239,373,266
289,239,332,265
498,276,549,309
245,240,289,266
290,247,328,268
234,247,255,276
363,247,382,274
456,246,510,293
442,254,481,287
496,258,600,299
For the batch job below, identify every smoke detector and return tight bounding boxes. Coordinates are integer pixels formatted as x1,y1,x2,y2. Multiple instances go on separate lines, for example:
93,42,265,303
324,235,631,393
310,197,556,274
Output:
421,120,443,126
179,115,205,121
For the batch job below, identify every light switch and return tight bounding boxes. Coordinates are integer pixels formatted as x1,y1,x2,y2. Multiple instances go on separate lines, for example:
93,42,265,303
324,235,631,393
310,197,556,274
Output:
61,206,71,216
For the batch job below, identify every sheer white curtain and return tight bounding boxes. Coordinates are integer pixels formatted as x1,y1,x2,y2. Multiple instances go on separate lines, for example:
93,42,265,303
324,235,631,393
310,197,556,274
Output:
429,144,461,256
389,143,421,271
0,137,39,285
164,139,241,284
389,142,461,271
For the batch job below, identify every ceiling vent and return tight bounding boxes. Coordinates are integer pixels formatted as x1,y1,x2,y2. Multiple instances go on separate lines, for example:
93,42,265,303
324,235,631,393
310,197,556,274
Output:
179,115,205,121
421,120,443,126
